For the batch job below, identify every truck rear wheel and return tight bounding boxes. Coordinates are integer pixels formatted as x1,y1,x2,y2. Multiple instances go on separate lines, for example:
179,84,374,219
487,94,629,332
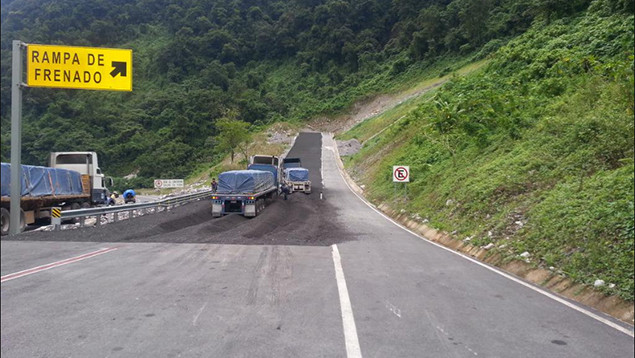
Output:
0,208,25,236
19,209,26,232
1,208,9,236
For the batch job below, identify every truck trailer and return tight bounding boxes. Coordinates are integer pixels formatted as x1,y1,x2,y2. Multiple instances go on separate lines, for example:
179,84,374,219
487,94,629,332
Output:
1,151,112,235
211,170,278,217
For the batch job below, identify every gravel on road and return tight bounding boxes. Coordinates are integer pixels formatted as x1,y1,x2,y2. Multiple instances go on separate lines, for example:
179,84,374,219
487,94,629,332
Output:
9,132,352,247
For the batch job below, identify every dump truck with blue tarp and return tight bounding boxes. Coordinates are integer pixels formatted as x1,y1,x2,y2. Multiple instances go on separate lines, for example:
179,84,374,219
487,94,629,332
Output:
283,168,312,194
211,169,278,217
282,157,311,194
1,151,112,235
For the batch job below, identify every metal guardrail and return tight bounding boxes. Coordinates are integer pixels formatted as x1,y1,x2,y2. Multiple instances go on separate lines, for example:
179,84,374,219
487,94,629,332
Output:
53,190,214,230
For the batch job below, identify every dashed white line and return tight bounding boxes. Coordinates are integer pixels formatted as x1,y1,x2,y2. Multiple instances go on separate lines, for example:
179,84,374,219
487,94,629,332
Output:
332,244,363,358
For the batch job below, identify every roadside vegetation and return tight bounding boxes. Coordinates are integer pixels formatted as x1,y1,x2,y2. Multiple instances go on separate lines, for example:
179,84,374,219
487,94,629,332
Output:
341,3,634,300
2,0,574,182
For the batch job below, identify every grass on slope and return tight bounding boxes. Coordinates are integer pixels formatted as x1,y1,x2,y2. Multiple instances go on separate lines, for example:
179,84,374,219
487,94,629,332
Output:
343,11,634,300
338,60,488,143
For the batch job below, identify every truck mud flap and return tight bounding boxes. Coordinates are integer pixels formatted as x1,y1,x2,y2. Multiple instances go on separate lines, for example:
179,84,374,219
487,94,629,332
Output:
212,203,223,217
244,203,256,217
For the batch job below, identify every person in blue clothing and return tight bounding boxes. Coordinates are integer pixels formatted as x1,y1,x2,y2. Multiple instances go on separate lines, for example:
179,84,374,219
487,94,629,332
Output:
123,189,136,204
280,182,290,200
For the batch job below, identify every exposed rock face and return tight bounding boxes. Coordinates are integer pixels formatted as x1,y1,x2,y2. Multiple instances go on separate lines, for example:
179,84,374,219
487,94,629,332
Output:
337,139,362,156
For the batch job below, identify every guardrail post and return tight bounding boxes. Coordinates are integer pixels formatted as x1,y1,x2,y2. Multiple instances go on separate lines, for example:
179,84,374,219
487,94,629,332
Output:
80,216,85,227
51,207,62,231
96,215,101,227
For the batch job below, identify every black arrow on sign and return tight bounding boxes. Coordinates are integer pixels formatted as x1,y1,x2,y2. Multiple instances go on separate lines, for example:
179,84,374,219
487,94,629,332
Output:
110,61,127,78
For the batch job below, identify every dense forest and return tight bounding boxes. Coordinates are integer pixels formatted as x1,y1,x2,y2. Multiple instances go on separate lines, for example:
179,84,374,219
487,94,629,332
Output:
4,0,627,184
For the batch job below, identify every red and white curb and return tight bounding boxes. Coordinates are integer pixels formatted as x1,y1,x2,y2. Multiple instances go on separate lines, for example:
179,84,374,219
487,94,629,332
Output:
1,247,119,283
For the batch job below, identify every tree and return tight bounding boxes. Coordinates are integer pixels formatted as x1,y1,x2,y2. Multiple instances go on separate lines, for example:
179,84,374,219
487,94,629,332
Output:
215,117,250,163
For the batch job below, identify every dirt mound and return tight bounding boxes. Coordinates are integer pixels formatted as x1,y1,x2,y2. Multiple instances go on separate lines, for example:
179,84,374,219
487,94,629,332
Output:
337,139,362,156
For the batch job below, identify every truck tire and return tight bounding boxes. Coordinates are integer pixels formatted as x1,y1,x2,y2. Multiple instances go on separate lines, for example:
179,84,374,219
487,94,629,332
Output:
2,208,26,235
1,208,9,236
81,202,91,209
19,209,26,232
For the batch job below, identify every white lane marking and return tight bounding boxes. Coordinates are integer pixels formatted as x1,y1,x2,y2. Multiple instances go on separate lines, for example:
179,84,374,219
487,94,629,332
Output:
1,247,119,283
326,134,635,337
332,244,363,358
193,302,208,326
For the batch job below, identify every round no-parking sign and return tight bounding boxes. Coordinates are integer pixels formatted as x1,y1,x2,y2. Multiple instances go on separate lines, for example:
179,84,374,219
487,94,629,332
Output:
154,179,163,188
393,166,410,182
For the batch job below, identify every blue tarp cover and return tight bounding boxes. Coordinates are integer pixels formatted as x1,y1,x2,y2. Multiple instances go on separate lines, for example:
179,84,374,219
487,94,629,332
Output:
1,163,83,197
284,168,310,182
217,170,275,194
247,164,278,184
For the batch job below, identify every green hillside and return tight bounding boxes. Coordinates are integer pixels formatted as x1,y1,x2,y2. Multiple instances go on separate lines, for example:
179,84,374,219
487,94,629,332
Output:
341,3,634,300
2,0,573,181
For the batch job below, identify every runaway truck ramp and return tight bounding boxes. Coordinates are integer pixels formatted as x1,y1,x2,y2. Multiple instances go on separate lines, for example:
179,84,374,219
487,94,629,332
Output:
12,132,349,247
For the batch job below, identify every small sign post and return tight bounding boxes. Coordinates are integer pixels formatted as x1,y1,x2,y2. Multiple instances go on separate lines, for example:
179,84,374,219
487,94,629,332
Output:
393,166,410,200
51,207,62,231
393,166,410,183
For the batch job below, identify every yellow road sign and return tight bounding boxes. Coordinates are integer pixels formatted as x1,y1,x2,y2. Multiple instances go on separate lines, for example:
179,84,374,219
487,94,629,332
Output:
26,44,132,91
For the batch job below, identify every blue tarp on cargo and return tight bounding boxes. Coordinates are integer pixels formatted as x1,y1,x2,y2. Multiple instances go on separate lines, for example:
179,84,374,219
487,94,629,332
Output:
217,170,275,194
247,164,279,185
1,163,83,197
284,168,310,182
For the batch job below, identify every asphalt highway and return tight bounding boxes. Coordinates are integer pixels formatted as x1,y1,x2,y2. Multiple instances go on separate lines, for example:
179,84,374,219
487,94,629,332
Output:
1,132,633,357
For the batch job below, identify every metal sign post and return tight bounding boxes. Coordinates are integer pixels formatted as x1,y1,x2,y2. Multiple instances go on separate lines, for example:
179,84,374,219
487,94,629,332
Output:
9,40,25,235
7,41,132,235
51,207,62,231
393,165,410,202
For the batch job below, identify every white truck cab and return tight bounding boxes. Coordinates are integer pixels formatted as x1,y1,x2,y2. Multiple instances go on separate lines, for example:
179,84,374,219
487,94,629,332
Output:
48,152,113,204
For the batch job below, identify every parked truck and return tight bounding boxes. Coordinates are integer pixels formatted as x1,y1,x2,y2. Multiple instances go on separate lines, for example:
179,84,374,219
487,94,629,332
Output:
211,155,281,218
1,151,113,235
211,170,277,217
282,157,311,194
